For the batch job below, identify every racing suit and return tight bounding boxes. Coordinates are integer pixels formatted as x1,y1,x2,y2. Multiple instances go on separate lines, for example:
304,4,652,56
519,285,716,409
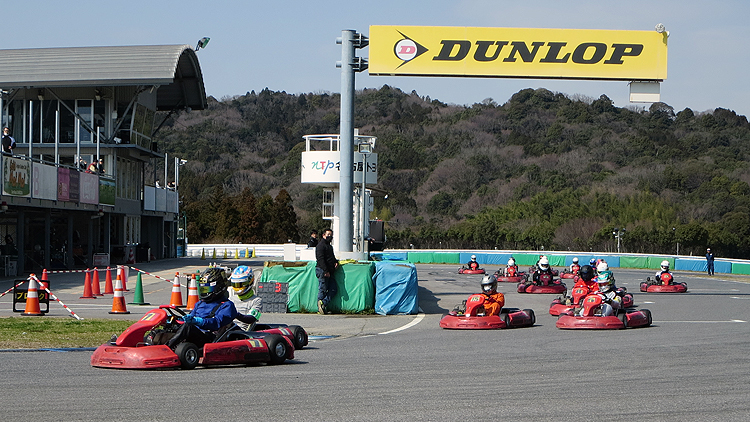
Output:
481,292,505,316
598,289,622,317
505,265,519,276
467,260,479,270
228,287,263,331
166,295,238,349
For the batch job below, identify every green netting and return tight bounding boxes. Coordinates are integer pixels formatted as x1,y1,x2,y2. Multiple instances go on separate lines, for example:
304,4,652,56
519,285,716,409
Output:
431,252,461,264
548,255,566,267
407,252,435,263
647,256,674,270
731,262,750,275
619,256,649,269
259,261,374,313
513,254,541,266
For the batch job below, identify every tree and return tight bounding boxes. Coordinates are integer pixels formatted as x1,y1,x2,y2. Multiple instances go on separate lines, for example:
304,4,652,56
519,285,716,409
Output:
271,189,299,243
235,187,260,243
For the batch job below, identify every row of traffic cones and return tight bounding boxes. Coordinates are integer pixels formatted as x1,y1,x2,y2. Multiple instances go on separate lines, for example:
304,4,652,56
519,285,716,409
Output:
200,247,255,260
21,268,201,317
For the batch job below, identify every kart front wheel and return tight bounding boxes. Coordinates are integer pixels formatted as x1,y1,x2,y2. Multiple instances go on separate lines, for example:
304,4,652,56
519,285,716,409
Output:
175,342,199,370
524,309,536,325
618,311,628,329
288,325,308,349
265,334,289,365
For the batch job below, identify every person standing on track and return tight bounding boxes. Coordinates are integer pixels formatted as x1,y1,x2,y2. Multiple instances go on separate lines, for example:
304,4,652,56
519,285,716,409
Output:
706,248,715,276
315,228,339,314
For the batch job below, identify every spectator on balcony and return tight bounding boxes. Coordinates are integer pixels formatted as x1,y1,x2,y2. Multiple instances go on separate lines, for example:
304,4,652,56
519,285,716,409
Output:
97,159,105,174
2,127,16,155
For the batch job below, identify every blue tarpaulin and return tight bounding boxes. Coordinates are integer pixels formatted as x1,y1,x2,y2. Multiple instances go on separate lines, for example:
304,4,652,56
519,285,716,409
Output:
373,262,419,315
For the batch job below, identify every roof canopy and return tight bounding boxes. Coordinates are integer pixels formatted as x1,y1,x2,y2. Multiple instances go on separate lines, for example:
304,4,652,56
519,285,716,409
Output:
0,44,206,110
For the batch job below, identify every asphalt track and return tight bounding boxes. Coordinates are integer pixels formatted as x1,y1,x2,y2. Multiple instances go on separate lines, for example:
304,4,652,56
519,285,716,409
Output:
1,259,749,421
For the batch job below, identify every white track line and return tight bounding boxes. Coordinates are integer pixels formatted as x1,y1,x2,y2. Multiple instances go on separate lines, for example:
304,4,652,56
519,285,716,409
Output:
657,320,746,323
379,311,425,335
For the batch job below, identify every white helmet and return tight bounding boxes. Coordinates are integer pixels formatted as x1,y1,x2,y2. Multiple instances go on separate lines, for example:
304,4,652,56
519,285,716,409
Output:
597,262,609,273
661,260,670,271
471,255,477,260
539,256,550,270
596,273,612,293
508,258,515,266
572,257,579,264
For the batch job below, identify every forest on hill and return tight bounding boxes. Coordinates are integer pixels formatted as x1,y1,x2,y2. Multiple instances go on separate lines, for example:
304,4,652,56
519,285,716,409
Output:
155,86,750,258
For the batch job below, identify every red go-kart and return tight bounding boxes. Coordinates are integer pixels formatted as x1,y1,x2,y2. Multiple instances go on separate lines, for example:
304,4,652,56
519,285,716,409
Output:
640,273,688,293
517,272,566,294
439,294,535,329
458,265,486,275
493,267,528,283
556,293,652,330
560,264,580,279
549,284,633,316
91,306,296,370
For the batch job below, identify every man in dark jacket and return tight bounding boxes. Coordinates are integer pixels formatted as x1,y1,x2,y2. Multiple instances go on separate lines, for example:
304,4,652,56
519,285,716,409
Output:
315,228,338,314
2,127,15,155
307,230,318,248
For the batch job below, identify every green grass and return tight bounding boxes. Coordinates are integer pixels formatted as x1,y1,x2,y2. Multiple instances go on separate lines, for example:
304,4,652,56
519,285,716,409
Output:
0,317,136,349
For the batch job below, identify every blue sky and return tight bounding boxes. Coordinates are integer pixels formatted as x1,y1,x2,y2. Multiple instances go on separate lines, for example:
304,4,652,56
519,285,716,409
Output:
6,0,749,116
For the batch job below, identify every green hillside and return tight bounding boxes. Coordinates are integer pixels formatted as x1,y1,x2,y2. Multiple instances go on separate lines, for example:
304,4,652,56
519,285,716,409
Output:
156,86,750,258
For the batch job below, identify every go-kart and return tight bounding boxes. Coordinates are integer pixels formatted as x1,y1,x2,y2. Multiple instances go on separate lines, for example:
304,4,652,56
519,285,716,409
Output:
517,272,566,294
640,273,688,293
440,294,535,329
549,284,633,316
90,305,296,370
556,293,651,330
458,265,486,275
560,264,580,279
493,268,528,283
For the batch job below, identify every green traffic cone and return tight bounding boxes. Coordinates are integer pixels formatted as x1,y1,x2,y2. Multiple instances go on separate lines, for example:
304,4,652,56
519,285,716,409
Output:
128,272,151,305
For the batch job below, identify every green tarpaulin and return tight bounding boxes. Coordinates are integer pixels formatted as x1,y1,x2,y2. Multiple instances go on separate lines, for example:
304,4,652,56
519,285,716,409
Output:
260,261,375,313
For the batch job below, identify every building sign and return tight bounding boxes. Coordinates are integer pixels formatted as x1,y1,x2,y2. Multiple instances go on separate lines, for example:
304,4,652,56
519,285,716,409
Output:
301,151,378,185
369,25,668,81
2,156,31,197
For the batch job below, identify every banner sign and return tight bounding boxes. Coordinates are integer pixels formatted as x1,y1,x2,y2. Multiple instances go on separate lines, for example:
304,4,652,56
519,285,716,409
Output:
369,25,667,81
2,156,31,197
301,151,378,185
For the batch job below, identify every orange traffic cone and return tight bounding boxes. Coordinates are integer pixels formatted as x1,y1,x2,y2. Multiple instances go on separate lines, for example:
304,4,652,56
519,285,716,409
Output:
169,272,184,307
91,267,103,296
117,266,129,291
186,275,199,310
22,276,44,316
80,269,96,299
108,273,130,314
103,266,114,295
40,269,50,291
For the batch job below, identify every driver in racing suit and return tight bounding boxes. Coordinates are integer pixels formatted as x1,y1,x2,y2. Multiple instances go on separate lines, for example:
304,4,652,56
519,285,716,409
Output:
466,255,479,270
530,256,555,286
504,257,519,276
566,264,599,305
166,267,238,349
479,275,505,316
653,260,674,285
593,272,622,317
228,265,263,331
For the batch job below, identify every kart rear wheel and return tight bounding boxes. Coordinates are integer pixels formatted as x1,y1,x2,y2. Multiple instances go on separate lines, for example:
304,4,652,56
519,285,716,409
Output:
265,334,289,365
289,325,308,349
501,312,510,327
642,309,652,326
175,342,199,370
523,309,536,325
618,311,628,329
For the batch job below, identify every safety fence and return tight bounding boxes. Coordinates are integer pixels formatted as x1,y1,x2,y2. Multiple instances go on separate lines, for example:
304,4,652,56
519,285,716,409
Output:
370,250,737,275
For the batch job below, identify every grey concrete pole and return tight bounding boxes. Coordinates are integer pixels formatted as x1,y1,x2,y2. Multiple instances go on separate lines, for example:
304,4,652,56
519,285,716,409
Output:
338,29,356,252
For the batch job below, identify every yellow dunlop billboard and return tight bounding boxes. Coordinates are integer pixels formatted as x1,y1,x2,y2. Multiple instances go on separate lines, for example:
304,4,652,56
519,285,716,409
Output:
369,25,667,81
